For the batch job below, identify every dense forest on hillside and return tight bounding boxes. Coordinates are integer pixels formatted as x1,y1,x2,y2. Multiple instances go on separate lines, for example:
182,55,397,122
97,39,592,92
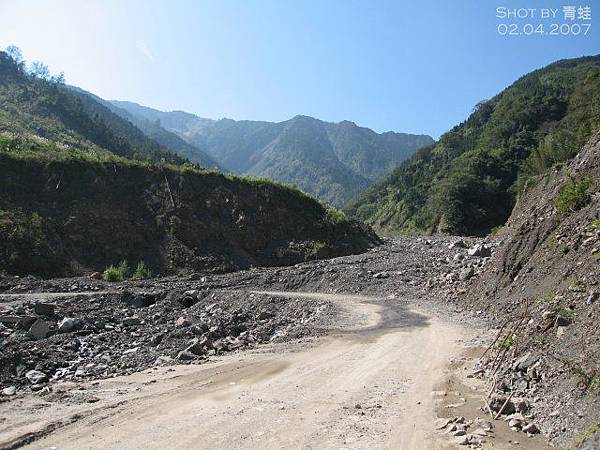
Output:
74,90,220,168
347,56,600,235
0,49,186,164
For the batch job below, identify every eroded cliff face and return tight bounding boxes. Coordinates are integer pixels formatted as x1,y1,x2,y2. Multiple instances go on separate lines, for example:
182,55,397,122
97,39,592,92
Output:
0,155,379,277
462,133,600,446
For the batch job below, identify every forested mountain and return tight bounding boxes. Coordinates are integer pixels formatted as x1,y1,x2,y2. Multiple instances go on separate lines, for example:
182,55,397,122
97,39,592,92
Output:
0,50,186,165
347,55,600,235
112,101,434,207
73,90,219,168
0,48,378,276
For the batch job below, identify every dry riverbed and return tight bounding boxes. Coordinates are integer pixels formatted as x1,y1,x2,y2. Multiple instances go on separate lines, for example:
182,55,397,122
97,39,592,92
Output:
0,238,555,449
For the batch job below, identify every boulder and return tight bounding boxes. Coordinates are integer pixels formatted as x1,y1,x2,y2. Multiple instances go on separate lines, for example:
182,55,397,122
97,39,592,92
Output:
29,319,50,340
459,267,474,281
372,272,389,279
121,316,141,326
2,386,16,396
177,296,194,308
467,244,492,257
34,303,55,316
185,336,207,356
434,418,451,430
448,240,466,249
512,353,539,371
522,423,540,434
57,317,79,333
453,435,470,446
175,317,191,328
150,333,164,346
127,294,155,309
489,395,516,415
587,291,599,305
25,370,48,384
17,316,37,329
176,350,196,361
154,355,173,365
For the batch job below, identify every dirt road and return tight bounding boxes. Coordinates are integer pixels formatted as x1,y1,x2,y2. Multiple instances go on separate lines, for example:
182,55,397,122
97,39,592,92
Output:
1,290,548,450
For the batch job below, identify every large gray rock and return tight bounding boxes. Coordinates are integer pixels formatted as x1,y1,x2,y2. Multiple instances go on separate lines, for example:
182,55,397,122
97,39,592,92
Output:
57,317,79,333
185,336,208,356
512,352,540,371
467,243,492,257
29,319,50,340
448,240,466,249
121,316,141,326
25,370,47,384
34,303,55,316
459,267,474,281
2,386,16,396
522,423,540,434
587,291,599,305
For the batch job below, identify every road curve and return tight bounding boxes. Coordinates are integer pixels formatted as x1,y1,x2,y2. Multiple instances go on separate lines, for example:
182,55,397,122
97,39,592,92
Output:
8,290,470,449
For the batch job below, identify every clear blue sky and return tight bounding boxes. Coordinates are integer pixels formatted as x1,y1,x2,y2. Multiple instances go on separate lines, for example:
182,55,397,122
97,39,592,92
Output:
0,0,597,138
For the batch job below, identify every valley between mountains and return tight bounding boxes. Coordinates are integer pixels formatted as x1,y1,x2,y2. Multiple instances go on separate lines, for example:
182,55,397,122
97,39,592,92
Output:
1,47,599,450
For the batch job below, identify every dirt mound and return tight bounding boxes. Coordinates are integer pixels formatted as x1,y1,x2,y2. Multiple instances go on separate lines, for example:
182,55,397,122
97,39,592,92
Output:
0,154,379,277
458,133,600,446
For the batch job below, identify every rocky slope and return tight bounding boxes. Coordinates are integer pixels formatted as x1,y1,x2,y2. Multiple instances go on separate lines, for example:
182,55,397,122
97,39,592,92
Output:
111,101,434,207
449,133,600,447
0,139,379,277
0,289,334,391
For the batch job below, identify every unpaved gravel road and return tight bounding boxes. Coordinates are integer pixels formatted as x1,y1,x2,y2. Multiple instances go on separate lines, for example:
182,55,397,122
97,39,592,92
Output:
2,290,549,450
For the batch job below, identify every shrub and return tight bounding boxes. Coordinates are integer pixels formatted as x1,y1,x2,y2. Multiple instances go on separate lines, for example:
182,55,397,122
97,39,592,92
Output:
132,261,153,280
589,218,600,230
325,207,348,225
103,260,129,282
555,176,596,214
556,307,576,323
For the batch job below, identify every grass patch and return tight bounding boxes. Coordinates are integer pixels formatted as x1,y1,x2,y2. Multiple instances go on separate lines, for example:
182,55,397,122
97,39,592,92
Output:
500,334,514,351
556,307,576,322
132,261,153,280
491,225,504,236
572,418,600,449
555,176,596,214
589,218,600,230
540,291,558,306
103,260,129,282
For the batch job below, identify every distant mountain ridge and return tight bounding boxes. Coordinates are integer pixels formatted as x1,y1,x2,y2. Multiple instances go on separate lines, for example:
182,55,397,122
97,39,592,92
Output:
72,90,220,169
111,100,434,207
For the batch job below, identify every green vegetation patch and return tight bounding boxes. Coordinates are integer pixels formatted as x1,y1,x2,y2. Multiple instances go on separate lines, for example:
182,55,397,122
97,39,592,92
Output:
103,260,129,282
132,261,153,280
347,56,600,235
555,176,596,214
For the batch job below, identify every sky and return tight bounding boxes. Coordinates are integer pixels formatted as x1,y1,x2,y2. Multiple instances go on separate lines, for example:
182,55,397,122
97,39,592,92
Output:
0,0,597,138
